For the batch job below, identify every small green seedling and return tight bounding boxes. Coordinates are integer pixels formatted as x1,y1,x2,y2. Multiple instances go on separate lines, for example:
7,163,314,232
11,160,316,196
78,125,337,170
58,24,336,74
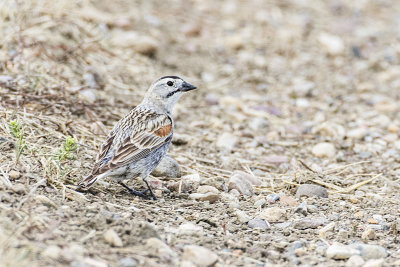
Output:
57,136,78,161
8,120,27,164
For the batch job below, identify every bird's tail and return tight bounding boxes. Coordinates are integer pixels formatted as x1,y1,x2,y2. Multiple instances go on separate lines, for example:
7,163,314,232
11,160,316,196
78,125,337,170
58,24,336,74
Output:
77,174,98,190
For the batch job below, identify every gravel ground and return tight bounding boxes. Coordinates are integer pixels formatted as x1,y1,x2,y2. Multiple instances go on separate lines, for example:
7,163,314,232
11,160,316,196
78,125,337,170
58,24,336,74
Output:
1,0,400,266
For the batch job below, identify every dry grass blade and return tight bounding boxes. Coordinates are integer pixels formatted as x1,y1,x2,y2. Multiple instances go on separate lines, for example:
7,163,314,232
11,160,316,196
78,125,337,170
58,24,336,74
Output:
333,173,383,194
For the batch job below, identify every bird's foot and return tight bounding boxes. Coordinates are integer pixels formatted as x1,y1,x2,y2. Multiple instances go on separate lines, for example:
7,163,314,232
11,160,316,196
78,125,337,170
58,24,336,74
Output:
119,182,156,200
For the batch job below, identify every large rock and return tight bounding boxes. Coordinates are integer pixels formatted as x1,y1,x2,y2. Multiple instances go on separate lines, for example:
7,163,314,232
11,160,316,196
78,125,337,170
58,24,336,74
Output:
151,155,181,178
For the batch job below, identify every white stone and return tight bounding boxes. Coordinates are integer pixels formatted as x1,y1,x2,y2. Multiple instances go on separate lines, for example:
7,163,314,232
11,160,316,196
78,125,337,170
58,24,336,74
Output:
363,259,384,267
235,209,251,223
42,245,62,259
326,243,360,259
347,128,368,139
318,33,344,55
145,238,177,260
349,243,387,260
258,207,286,223
103,229,123,247
197,185,219,194
346,255,365,267
182,245,218,267
178,223,204,236
312,142,336,158
189,192,219,203
216,132,238,151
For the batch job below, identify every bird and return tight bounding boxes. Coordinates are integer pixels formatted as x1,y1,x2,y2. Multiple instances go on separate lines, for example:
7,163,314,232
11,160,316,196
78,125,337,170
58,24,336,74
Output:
77,76,197,199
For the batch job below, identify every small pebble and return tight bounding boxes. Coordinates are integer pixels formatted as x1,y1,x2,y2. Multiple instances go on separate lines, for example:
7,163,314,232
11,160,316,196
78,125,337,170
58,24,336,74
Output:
367,218,379,224
326,243,360,259
279,195,298,207
312,142,336,158
318,32,344,55
145,238,177,260
293,217,328,229
349,243,387,260
295,202,308,216
182,245,218,267
178,223,204,236
347,128,367,139
264,155,289,164
254,198,266,207
338,229,350,239
167,180,192,193
355,190,365,197
235,209,251,223
11,183,26,194
350,196,359,204
267,194,280,203
228,171,260,196
103,229,123,247
42,245,62,259
8,170,21,180
354,211,364,219
216,132,238,152
362,228,377,240
189,192,219,203
258,207,286,223
205,93,219,106
197,185,219,194
319,222,335,238
296,184,328,198
248,218,270,230
346,255,365,267
363,259,384,267
275,222,292,229
119,257,137,267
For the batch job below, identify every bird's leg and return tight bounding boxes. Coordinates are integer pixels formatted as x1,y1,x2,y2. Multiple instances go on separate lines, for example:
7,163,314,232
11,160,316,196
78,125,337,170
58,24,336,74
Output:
143,178,156,200
118,181,149,199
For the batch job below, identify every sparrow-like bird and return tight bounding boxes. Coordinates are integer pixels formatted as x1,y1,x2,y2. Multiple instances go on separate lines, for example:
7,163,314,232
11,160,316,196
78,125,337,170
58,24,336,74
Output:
77,76,196,199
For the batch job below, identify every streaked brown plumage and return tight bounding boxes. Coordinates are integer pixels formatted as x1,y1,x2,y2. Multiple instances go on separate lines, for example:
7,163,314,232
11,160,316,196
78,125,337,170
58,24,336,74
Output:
77,76,196,199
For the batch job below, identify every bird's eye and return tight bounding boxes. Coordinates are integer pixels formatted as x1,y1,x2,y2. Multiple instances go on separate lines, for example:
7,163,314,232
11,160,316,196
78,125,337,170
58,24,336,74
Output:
167,81,174,86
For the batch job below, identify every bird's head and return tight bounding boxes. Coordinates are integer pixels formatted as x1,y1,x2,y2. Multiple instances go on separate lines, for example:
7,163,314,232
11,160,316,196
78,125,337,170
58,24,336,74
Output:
143,76,197,112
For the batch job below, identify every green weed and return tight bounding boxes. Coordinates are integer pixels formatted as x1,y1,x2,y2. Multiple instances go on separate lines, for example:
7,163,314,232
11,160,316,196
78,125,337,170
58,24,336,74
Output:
8,120,28,164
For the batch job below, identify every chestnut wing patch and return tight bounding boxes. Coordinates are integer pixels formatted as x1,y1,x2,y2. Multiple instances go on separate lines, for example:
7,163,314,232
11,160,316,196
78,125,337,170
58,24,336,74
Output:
154,124,172,137
89,111,172,177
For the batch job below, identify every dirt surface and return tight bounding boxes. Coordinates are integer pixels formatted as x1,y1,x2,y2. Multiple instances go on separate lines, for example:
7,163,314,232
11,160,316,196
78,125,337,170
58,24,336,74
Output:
1,0,400,266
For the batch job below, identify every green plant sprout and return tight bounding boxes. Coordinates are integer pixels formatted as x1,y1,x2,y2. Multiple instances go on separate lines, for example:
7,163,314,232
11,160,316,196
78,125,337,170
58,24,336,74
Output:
57,136,78,161
8,120,27,164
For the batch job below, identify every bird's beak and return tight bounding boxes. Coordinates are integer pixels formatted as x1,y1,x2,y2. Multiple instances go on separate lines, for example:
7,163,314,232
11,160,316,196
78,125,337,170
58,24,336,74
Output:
180,81,197,92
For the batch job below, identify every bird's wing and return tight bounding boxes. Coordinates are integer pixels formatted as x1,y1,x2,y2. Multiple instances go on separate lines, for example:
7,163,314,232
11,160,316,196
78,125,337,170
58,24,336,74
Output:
95,110,172,175
79,110,172,187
